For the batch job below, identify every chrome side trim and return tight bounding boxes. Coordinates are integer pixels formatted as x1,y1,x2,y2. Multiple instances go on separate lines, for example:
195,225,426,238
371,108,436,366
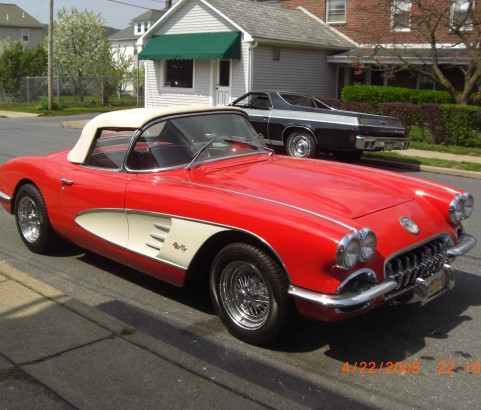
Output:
288,280,398,308
447,233,477,257
0,190,11,206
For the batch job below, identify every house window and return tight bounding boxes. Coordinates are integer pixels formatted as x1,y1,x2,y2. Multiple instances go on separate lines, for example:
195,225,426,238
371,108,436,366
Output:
164,60,193,88
391,0,411,31
451,0,473,29
135,22,142,35
22,29,29,42
326,0,346,23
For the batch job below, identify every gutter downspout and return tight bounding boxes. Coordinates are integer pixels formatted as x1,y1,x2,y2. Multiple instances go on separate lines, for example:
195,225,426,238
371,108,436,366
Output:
248,41,258,92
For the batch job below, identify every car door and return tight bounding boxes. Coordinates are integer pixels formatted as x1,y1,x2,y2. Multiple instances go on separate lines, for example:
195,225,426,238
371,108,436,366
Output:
57,131,131,250
233,93,271,144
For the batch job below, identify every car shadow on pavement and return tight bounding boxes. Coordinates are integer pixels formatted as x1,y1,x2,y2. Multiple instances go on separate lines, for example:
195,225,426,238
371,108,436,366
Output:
278,268,481,360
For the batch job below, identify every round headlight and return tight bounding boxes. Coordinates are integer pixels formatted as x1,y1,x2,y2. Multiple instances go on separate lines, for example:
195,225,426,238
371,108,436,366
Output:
336,234,361,269
463,193,474,219
450,194,474,223
359,228,377,262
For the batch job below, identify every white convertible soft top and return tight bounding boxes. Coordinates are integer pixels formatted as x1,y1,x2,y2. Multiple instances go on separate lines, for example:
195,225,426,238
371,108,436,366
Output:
67,105,245,164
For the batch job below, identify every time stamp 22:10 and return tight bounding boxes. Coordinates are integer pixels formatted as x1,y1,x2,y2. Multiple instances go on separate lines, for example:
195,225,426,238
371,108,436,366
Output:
342,361,481,375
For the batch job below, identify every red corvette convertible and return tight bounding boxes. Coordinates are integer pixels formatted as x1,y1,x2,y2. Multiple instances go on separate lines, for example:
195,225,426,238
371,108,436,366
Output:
0,106,476,345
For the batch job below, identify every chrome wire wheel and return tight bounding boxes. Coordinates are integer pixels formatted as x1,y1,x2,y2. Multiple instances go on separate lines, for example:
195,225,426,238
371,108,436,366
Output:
17,196,41,243
14,184,55,253
219,261,270,330
210,243,290,345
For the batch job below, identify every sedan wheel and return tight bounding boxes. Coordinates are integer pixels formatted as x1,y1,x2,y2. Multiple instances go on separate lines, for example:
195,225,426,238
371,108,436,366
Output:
210,243,290,345
286,132,317,158
15,184,55,253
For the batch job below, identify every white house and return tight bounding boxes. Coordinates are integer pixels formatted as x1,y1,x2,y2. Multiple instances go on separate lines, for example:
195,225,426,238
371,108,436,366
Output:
109,9,167,70
137,0,355,107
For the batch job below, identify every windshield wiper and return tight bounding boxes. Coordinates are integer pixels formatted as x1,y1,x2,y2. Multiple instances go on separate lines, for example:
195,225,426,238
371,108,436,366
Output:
185,138,216,171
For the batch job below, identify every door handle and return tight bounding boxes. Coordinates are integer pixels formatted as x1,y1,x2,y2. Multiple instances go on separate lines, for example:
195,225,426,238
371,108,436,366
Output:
60,179,74,191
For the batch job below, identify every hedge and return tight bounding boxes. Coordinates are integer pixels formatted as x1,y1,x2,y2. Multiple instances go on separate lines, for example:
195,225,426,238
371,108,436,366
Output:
317,96,481,147
341,85,453,106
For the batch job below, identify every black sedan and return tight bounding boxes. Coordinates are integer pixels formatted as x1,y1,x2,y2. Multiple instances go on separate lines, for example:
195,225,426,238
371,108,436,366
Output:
230,91,409,161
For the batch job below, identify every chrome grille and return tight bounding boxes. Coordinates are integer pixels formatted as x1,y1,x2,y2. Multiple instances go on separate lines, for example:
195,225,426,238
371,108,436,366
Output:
384,235,451,300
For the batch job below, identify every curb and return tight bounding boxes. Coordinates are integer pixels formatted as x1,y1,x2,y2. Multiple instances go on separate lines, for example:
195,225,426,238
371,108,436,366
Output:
360,157,481,180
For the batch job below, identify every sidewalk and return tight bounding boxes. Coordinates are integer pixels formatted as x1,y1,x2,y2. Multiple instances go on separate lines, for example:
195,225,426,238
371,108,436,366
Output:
0,261,297,410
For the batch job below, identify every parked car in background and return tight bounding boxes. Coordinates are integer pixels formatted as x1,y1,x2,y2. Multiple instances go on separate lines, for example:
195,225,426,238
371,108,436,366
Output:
0,106,475,346
230,91,410,161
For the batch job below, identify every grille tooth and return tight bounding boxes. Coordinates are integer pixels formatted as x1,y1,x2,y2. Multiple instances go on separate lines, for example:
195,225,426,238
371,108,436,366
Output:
384,235,451,300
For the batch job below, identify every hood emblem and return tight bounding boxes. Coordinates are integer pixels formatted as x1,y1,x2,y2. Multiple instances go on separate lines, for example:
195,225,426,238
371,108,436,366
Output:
400,216,419,235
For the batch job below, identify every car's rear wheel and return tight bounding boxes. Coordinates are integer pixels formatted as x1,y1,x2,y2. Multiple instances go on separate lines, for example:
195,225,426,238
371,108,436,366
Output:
210,243,290,346
286,132,317,158
15,184,55,253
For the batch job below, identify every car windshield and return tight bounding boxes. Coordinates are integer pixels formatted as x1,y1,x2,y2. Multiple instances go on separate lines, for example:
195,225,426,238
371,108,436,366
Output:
126,112,270,171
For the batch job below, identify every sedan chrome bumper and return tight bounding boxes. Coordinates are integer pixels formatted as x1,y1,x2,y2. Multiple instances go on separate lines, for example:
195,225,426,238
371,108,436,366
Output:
355,136,410,151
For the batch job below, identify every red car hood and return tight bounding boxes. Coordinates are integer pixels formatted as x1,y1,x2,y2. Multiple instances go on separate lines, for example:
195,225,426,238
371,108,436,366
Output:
198,156,414,219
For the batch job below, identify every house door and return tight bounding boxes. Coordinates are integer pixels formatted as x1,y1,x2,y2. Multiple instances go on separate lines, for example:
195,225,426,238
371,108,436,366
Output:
216,60,231,106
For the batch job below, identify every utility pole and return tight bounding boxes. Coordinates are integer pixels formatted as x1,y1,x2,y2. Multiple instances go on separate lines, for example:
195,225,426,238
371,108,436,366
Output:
47,0,54,110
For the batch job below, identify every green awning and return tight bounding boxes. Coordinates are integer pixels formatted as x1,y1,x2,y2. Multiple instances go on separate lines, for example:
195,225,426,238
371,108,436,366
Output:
138,32,241,61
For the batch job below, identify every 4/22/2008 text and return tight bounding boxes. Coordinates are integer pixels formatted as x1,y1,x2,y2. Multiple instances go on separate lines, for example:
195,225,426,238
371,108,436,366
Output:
342,361,481,375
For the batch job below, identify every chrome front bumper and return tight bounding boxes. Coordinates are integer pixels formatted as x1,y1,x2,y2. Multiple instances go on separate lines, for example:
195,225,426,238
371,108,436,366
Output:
289,233,476,310
355,136,410,151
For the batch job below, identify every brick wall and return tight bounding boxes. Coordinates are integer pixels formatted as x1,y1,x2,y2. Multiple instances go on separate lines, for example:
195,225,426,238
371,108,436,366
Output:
278,0,476,45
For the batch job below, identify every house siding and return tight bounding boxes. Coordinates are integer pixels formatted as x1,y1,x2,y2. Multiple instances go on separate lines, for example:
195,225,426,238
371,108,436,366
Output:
158,0,237,34
252,46,337,97
0,27,43,48
144,60,212,107
231,41,250,98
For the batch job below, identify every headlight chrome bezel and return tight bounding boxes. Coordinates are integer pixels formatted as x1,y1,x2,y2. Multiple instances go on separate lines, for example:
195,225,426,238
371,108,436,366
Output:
336,228,377,270
449,193,474,223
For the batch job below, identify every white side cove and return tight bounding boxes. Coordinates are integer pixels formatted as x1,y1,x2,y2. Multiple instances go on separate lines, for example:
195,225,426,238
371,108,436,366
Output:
75,210,228,270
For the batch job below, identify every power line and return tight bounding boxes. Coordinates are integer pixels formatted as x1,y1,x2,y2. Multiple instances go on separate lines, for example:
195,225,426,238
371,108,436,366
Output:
105,0,166,10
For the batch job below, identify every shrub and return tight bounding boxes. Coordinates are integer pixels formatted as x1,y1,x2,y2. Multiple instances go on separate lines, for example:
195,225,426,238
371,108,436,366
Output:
342,85,453,106
36,100,61,111
441,105,481,147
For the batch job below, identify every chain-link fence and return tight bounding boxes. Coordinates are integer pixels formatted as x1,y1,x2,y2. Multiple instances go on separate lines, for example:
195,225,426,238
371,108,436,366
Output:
1,75,144,107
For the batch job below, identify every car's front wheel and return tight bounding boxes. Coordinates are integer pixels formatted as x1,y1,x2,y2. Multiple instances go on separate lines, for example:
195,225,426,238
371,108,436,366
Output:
210,243,290,346
14,184,55,253
286,132,317,158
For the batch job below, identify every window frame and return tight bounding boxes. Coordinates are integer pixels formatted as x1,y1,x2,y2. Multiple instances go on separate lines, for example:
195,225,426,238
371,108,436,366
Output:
21,28,29,42
326,0,347,24
391,0,412,32
162,59,195,90
451,0,474,30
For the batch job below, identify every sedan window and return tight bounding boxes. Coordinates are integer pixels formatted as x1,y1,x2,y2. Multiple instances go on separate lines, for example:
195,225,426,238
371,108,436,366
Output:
280,93,316,108
233,93,272,110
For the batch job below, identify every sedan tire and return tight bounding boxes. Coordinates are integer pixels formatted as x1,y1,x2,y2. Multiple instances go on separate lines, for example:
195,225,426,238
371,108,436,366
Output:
14,184,56,253
210,243,290,346
286,132,317,158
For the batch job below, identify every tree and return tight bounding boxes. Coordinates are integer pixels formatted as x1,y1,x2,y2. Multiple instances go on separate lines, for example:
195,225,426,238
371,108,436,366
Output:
109,47,135,99
352,0,481,104
0,41,47,99
51,7,112,101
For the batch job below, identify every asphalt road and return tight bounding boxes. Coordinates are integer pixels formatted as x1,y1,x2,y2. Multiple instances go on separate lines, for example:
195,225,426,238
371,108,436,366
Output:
1,115,480,409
